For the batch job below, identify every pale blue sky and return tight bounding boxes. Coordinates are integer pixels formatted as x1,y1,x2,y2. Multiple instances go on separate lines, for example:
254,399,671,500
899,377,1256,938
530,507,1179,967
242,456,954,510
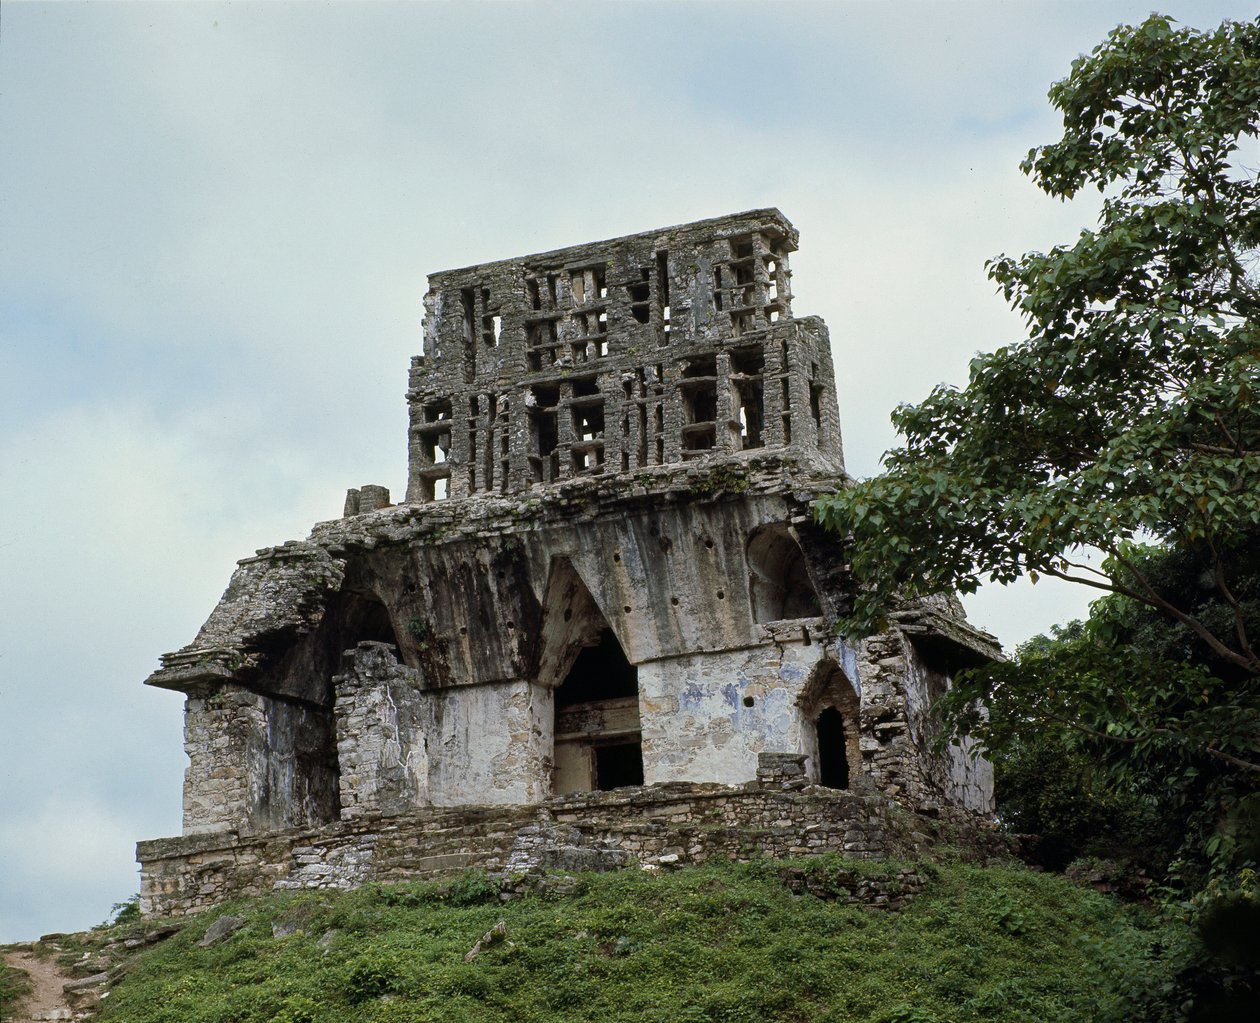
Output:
2,0,1253,941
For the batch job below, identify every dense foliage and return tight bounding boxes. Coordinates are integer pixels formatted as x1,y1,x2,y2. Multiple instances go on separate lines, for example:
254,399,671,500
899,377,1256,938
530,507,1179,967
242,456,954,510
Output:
945,536,1260,877
813,16,1260,1018
94,862,1169,1023
814,14,1260,695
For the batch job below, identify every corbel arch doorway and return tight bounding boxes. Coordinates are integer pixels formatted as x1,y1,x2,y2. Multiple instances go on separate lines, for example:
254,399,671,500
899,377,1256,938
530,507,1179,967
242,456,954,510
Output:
799,659,862,789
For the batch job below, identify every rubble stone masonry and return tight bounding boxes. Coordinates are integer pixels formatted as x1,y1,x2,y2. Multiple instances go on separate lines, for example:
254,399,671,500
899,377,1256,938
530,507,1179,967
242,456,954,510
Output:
138,211,1001,916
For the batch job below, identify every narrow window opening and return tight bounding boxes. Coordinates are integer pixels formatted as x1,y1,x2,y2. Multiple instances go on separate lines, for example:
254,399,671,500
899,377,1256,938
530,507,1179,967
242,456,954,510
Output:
574,404,604,441
656,251,671,345
527,278,542,311
570,270,586,306
467,397,479,492
460,288,476,350
637,401,648,466
731,349,765,450
681,354,718,453
480,288,498,349
628,268,651,324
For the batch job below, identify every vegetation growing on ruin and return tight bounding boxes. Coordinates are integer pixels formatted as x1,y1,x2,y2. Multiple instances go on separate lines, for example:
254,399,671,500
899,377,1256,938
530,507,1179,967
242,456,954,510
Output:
93,859,1173,1023
0,961,33,1023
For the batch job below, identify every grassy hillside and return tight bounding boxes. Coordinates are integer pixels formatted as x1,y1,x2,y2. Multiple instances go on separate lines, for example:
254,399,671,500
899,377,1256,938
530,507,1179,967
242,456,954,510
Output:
83,858,1169,1023
0,961,33,1022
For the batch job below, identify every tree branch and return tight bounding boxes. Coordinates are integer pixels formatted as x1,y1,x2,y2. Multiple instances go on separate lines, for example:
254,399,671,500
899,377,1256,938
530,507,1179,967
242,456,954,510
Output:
1106,546,1258,674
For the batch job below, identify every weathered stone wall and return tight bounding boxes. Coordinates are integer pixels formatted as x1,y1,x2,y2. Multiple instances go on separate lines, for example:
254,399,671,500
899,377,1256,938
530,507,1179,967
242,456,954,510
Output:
902,637,995,813
407,209,844,504
333,643,429,819
138,773,1008,919
637,629,853,784
182,685,338,836
424,676,552,807
154,465,997,837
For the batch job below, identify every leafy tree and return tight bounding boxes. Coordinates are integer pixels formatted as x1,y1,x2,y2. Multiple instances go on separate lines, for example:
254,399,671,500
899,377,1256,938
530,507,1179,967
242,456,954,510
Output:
814,14,1260,782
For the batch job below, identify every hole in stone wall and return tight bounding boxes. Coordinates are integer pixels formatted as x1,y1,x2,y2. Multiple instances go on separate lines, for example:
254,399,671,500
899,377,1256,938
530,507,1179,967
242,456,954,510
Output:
743,695,755,708
527,319,560,370
573,403,604,441
746,524,823,622
460,288,476,355
594,742,643,789
551,620,646,794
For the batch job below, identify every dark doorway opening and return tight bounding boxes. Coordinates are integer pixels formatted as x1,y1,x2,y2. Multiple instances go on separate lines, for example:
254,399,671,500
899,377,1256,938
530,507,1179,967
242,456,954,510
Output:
816,708,850,789
595,742,645,790
552,626,645,794
556,629,638,706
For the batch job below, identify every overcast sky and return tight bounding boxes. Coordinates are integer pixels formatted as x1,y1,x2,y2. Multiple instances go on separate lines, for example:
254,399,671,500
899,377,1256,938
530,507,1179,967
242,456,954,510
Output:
1,0,1253,942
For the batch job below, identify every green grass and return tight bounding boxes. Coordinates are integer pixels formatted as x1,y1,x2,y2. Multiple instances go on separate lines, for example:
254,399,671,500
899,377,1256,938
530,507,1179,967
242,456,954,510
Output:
0,957,34,1022
99,858,1175,1023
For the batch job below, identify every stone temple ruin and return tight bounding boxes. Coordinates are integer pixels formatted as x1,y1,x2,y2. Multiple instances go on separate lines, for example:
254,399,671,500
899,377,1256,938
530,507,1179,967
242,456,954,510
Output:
137,210,1001,916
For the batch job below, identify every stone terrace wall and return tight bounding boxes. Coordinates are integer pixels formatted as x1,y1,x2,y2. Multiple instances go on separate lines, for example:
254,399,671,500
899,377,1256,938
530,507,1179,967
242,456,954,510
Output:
138,767,1005,918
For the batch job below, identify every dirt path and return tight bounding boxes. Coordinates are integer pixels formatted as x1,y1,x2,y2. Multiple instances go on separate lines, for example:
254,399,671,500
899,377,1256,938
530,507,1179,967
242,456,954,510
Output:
2,949,73,1022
